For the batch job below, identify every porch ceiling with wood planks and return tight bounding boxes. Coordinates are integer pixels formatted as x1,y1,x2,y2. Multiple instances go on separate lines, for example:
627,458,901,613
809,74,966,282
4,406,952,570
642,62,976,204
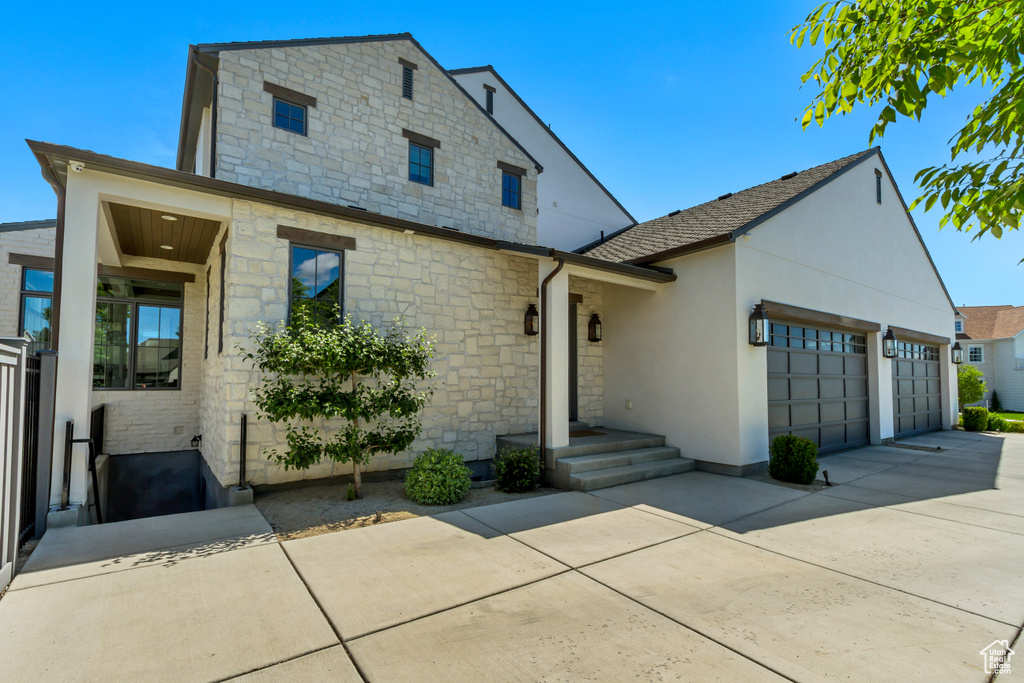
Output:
106,202,221,264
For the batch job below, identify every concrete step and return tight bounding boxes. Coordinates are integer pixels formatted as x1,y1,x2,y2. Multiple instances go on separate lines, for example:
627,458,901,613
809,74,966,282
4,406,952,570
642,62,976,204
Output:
568,458,696,492
558,446,682,475
547,431,666,459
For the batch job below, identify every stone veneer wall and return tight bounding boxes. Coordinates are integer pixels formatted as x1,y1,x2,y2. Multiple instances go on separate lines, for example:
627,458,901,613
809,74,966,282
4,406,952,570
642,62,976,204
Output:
91,256,205,455
570,275,604,426
215,39,537,244
202,199,604,488
0,227,55,338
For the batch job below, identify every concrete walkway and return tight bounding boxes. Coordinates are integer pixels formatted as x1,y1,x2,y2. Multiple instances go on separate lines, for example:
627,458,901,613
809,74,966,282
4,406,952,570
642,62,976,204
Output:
1,431,1021,681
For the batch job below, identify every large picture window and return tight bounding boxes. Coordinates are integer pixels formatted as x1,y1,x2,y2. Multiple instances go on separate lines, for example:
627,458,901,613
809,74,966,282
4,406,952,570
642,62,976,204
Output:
290,244,343,325
94,276,184,390
20,267,53,353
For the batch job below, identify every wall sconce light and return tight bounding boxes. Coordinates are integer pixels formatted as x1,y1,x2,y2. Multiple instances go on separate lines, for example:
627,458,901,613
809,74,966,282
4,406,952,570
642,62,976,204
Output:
588,314,602,343
191,434,203,448
748,303,769,346
524,304,539,336
951,341,964,365
882,327,898,358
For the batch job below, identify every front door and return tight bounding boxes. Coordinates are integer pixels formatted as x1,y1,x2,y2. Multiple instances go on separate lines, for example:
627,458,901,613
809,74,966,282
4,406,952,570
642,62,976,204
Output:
569,301,579,421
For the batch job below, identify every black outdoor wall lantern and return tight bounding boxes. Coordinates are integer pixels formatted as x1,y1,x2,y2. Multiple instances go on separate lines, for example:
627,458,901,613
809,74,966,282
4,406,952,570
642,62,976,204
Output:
588,314,603,343
952,341,965,365
191,434,202,448
749,303,769,346
882,327,898,358
524,304,539,336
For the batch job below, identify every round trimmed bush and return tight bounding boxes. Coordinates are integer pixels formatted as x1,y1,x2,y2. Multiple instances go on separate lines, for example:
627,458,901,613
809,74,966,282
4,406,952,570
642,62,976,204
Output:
495,447,540,493
962,406,989,432
987,413,1008,432
404,448,472,505
768,435,819,485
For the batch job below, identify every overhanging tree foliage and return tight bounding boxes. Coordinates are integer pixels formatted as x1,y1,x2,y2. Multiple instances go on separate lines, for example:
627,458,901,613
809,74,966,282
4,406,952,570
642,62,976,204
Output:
792,1,1024,246
242,309,436,498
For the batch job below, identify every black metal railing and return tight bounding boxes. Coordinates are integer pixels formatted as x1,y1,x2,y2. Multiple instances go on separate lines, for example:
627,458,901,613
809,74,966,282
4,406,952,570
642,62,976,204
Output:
17,354,41,545
62,419,102,524
90,404,105,457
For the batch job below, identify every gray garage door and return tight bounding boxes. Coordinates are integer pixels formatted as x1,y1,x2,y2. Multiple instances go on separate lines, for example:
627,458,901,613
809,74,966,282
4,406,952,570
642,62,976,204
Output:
892,341,942,438
767,322,870,453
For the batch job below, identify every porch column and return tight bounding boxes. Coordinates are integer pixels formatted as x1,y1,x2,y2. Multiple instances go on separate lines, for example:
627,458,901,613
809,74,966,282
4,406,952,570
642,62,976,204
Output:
50,172,101,510
539,260,570,449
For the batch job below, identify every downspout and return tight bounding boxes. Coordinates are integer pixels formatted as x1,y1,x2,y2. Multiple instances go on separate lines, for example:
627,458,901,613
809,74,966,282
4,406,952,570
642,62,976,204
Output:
539,257,564,474
190,51,218,178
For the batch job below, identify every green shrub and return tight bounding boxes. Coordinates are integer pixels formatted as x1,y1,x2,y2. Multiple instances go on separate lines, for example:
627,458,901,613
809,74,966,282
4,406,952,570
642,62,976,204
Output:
991,391,1003,413
958,365,986,406
404,448,472,505
988,414,1008,432
495,447,540,493
1002,420,1024,434
768,435,819,485
962,406,989,432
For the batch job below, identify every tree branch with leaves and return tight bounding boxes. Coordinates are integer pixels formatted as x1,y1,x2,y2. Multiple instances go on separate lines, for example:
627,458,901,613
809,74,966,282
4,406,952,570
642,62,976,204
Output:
241,309,436,498
792,0,1024,246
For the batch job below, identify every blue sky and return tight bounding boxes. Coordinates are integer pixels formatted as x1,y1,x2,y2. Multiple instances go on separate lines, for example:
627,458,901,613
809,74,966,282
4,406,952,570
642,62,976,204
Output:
2,0,1020,306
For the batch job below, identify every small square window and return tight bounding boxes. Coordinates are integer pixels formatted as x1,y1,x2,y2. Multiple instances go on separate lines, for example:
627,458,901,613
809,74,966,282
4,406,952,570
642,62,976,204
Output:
969,345,984,363
409,142,433,186
502,171,521,209
273,97,307,135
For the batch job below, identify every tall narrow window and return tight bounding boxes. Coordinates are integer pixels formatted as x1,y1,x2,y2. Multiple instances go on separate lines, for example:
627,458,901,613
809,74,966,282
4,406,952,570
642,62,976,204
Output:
409,142,433,186
19,267,53,353
502,171,521,209
290,244,343,325
203,266,211,360
94,276,184,390
272,97,307,135
485,86,495,114
875,169,883,204
218,236,226,354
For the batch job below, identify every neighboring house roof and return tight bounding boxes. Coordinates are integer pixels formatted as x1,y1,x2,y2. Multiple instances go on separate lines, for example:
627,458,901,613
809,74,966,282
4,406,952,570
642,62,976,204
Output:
956,305,1024,340
448,65,636,225
584,149,876,264
0,219,56,233
176,33,542,175
28,140,675,287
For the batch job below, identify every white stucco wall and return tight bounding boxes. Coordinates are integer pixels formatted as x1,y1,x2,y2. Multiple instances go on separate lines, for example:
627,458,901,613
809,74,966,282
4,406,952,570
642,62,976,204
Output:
451,69,634,251
603,153,957,469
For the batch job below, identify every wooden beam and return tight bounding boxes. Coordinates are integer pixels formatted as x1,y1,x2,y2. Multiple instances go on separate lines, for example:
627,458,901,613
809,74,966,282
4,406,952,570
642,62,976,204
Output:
889,325,949,346
97,265,196,283
761,300,881,333
277,225,356,252
8,253,55,269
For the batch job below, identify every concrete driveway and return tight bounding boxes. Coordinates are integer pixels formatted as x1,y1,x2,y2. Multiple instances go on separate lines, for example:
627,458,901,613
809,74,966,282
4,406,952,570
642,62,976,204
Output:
1,431,1021,681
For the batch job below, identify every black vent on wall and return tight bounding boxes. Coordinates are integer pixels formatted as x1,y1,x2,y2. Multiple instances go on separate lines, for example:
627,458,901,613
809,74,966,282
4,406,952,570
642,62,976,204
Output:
402,65,414,100
875,169,882,204
486,89,494,114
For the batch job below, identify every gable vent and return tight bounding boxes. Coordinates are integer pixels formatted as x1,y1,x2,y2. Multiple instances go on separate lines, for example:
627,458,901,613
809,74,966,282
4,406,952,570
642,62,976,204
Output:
486,89,494,114
668,210,682,217
717,192,733,201
780,171,799,180
402,65,414,100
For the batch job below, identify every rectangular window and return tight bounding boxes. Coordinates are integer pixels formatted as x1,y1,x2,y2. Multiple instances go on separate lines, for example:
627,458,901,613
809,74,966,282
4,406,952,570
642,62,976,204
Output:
94,276,184,390
273,96,307,135
969,345,984,363
502,171,521,209
409,142,433,186
402,65,414,99
19,267,53,353
290,244,343,325
954,320,963,333
204,266,211,360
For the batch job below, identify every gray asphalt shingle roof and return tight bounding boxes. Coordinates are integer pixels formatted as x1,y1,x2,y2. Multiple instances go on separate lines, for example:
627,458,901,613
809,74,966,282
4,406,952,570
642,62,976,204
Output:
584,149,878,264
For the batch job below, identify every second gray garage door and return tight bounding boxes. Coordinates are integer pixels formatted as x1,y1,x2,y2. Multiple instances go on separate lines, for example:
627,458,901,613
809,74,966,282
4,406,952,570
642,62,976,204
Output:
767,322,870,453
892,341,942,438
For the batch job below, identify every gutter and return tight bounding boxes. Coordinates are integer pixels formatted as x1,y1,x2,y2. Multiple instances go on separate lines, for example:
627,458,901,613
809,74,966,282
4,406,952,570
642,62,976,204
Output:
538,258,565,472
189,49,218,178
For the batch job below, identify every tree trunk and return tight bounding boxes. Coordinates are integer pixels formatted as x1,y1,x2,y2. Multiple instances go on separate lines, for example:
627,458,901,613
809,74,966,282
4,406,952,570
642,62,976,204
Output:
351,372,363,499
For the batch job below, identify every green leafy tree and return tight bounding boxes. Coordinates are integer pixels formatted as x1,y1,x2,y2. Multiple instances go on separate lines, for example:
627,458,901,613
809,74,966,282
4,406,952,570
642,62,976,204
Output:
242,308,436,498
957,364,987,406
792,1,1024,244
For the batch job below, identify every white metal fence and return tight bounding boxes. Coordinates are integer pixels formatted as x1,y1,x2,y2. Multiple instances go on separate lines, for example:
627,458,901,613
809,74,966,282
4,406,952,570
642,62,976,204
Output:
0,339,27,591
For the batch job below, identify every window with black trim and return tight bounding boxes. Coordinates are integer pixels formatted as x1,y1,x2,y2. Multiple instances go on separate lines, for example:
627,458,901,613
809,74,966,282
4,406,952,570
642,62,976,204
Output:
409,142,433,186
20,267,53,353
94,276,183,390
273,96,307,135
290,244,343,325
502,171,521,209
